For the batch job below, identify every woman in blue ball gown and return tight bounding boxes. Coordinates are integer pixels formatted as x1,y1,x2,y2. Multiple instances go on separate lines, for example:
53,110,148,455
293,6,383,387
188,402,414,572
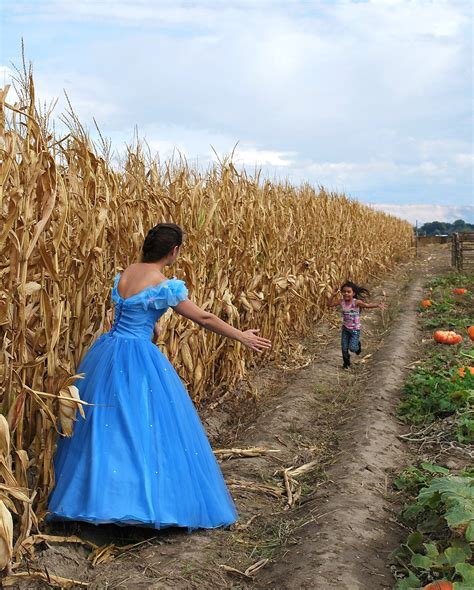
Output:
48,223,271,530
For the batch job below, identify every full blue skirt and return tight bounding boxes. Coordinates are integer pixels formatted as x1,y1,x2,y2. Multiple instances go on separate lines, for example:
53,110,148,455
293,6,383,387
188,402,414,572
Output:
48,333,238,529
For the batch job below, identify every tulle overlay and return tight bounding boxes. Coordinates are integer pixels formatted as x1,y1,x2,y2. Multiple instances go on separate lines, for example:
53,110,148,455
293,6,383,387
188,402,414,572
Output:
48,277,238,529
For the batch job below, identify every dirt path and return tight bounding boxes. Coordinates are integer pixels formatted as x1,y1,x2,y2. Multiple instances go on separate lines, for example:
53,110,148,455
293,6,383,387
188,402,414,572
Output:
15,246,451,590
257,254,444,589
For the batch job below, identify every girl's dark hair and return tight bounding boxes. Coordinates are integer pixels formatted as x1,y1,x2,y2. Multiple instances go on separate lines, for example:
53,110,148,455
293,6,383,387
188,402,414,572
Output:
141,223,183,262
341,281,370,300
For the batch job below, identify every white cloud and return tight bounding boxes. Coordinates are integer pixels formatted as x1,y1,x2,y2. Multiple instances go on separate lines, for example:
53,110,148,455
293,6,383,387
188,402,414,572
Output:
453,153,474,167
225,148,295,167
133,128,296,168
291,158,459,193
2,0,472,207
371,204,474,225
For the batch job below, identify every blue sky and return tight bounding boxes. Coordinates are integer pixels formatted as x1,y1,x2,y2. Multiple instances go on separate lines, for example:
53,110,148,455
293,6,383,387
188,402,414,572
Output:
1,0,473,224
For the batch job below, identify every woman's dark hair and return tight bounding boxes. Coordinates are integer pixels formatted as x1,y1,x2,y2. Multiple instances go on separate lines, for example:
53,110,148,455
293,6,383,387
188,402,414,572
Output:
141,223,183,262
341,281,370,300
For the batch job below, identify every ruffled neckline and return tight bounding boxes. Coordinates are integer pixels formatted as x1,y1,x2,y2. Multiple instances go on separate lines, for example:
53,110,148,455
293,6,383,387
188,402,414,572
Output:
112,273,172,304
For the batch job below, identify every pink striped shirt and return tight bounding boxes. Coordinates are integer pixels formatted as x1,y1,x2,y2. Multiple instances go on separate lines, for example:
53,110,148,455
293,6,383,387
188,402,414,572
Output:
341,298,361,330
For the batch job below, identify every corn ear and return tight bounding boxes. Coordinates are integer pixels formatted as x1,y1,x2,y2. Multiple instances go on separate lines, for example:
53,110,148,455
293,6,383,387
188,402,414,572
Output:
58,385,84,437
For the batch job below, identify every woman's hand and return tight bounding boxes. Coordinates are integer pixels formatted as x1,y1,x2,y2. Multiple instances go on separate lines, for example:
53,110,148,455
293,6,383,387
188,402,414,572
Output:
174,299,271,347
239,329,272,352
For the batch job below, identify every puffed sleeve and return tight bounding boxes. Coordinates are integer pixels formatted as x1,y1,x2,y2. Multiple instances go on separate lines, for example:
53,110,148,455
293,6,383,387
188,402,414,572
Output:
145,279,188,310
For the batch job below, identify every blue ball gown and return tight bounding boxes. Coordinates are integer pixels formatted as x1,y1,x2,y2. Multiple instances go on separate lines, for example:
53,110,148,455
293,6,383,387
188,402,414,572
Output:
47,275,238,530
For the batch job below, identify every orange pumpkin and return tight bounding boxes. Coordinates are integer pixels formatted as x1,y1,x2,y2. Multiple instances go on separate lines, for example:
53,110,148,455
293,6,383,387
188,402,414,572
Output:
457,367,474,378
421,299,432,308
422,582,453,590
434,330,444,343
433,330,463,345
468,326,474,341
452,288,467,295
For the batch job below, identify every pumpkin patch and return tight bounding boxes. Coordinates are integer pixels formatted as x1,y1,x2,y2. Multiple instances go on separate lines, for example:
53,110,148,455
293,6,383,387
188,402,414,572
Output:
433,330,463,345
395,271,473,590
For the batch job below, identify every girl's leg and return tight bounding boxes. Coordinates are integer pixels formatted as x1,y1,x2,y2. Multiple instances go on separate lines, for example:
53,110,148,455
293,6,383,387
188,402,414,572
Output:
348,330,361,355
341,328,351,368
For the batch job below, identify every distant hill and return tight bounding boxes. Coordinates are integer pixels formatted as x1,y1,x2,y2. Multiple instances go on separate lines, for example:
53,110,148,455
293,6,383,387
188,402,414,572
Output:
416,219,474,236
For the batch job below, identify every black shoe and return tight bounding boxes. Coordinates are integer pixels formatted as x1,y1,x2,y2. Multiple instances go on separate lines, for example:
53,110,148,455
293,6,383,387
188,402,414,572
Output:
343,361,351,369
355,342,362,356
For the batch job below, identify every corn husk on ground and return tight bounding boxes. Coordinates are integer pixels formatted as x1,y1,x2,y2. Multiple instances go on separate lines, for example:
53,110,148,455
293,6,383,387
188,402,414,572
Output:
0,74,413,563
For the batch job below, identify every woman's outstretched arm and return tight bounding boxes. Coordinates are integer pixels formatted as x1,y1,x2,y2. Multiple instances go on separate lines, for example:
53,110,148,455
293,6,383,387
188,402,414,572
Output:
172,299,272,353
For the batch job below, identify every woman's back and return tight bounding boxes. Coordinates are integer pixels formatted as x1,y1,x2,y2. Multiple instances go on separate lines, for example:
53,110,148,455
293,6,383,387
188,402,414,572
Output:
110,272,187,340
116,262,167,300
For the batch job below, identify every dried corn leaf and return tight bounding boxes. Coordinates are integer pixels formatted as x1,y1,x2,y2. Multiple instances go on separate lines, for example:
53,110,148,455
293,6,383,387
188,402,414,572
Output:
2,571,89,588
214,447,281,460
0,415,10,458
0,500,13,570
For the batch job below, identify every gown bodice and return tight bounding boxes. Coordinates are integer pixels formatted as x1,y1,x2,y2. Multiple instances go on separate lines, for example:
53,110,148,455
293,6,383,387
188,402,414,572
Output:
110,274,188,340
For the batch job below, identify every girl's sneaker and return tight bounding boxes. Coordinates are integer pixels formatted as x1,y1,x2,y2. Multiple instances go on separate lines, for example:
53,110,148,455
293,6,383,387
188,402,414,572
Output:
355,342,362,355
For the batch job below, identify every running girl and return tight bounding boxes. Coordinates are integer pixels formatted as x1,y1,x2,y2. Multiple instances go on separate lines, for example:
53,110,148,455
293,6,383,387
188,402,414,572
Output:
328,281,385,369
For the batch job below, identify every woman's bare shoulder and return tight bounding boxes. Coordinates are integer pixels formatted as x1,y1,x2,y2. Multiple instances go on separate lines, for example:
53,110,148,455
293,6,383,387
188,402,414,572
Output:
118,264,167,298
122,263,164,279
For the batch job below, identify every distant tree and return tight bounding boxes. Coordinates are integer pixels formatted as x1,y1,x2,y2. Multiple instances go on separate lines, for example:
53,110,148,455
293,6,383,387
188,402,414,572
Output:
417,218,474,236
419,221,447,236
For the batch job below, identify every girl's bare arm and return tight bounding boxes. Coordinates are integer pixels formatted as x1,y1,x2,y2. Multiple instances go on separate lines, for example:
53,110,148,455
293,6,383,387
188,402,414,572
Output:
356,300,385,309
327,289,341,307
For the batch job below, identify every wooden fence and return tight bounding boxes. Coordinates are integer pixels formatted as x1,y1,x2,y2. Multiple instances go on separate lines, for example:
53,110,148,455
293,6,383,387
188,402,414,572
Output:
452,232,474,271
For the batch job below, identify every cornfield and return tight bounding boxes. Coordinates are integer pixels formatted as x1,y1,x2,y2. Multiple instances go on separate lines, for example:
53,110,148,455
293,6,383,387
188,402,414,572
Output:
0,74,413,566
